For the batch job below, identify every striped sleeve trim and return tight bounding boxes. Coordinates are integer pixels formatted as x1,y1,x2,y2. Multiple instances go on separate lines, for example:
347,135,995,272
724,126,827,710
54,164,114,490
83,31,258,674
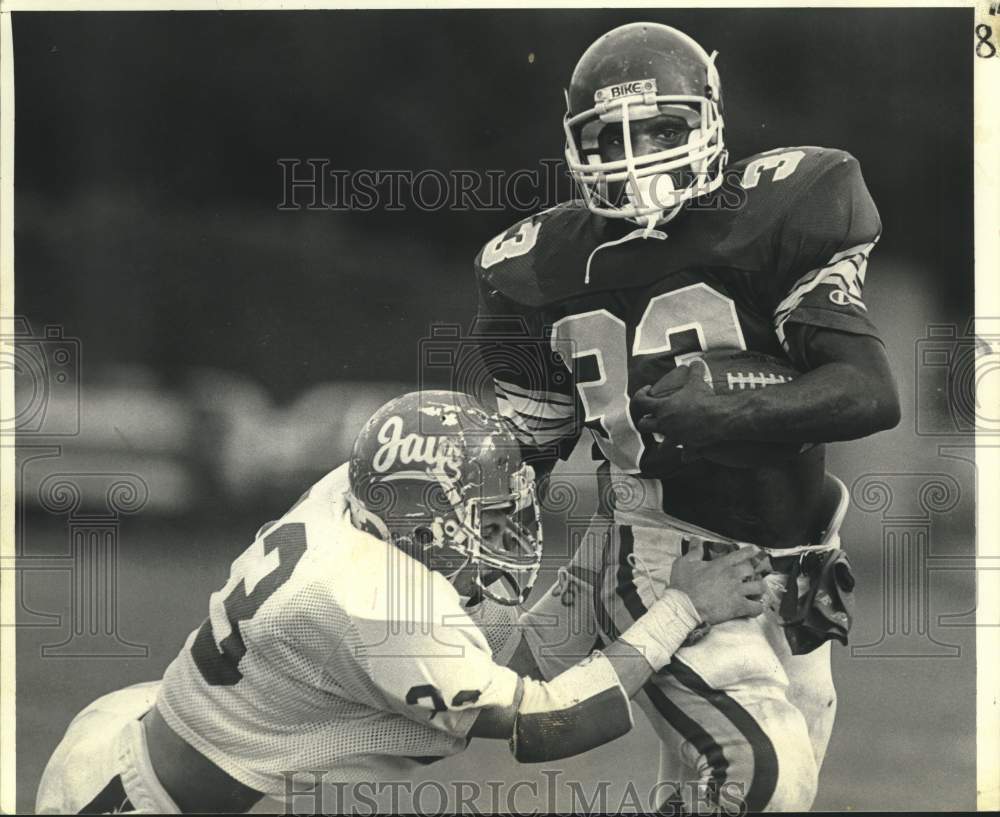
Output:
774,238,878,349
494,404,573,431
494,378,578,446
494,390,576,422
497,404,577,445
494,379,575,409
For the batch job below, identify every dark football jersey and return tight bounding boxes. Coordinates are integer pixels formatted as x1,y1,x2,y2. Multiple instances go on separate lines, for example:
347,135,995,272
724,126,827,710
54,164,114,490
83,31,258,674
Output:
472,146,882,542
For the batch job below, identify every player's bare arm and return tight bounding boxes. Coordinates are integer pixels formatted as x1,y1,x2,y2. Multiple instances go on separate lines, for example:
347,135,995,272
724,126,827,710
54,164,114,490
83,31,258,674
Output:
632,326,900,450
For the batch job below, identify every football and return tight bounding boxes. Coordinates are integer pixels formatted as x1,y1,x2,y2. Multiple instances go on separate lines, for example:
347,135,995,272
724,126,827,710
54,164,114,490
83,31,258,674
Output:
649,348,800,398
649,349,806,468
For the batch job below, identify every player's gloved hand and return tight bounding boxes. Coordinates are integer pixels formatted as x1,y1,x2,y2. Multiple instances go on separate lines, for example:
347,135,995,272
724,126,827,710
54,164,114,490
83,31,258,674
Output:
670,546,769,624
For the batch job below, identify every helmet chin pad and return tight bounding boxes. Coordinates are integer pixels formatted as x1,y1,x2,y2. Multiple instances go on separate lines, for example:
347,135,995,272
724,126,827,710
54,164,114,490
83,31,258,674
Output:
626,171,680,214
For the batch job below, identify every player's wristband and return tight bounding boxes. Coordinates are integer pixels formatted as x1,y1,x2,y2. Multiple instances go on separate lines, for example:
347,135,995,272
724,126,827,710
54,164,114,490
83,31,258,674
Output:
619,588,702,670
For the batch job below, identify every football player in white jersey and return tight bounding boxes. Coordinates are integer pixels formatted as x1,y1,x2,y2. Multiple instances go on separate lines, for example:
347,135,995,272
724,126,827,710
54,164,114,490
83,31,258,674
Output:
36,390,769,814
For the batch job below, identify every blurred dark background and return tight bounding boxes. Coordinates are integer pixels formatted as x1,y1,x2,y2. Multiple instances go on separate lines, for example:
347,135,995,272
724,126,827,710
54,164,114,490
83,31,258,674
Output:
14,9,972,393
12,8,977,813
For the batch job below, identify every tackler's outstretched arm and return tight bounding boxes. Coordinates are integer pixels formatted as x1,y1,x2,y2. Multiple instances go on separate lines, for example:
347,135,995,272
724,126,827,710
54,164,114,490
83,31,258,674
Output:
469,547,769,762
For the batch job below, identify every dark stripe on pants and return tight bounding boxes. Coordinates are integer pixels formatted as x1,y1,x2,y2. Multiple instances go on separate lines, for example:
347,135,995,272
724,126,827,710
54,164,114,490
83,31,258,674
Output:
594,522,620,641
668,657,780,812
611,533,729,808
610,522,780,811
616,525,650,625
594,569,619,642
644,680,729,808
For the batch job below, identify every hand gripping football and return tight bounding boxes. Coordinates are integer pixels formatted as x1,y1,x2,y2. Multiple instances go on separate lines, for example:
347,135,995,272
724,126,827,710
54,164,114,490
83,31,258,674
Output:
651,349,806,468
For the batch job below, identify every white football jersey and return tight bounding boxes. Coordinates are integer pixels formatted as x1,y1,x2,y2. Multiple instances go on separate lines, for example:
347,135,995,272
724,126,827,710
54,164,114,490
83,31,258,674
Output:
157,464,521,795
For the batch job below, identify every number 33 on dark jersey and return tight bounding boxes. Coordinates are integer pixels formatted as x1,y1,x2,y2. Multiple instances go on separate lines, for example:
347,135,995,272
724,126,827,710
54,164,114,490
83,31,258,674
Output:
472,146,884,476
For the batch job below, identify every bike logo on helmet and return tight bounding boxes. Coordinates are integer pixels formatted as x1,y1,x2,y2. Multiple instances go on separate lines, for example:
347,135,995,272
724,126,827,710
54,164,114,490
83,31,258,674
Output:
595,78,657,103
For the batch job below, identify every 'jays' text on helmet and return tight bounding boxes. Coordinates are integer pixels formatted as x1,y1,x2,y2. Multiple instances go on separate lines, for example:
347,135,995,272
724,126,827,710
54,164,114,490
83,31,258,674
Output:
348,391,542,606
563,22,727,227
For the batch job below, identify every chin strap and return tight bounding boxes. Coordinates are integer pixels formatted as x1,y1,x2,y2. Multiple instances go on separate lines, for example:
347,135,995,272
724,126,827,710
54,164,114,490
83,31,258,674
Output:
655,203,685,227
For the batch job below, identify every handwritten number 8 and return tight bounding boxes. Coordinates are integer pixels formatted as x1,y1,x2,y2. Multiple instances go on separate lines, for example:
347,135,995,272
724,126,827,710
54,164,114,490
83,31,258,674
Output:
976,24,996,59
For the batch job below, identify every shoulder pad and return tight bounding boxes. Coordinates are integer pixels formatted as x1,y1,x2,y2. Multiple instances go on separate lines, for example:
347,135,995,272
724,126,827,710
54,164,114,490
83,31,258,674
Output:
728,146,861,209
713,147,867,243
729,146,856,187
474,203,606,308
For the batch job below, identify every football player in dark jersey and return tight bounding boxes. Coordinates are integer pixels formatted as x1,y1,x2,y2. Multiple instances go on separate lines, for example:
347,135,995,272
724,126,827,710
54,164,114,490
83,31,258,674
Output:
471,22,900,814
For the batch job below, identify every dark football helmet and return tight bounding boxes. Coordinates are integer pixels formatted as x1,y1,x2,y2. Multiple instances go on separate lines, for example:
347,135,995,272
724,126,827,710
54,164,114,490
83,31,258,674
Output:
564,22,727,226
348,390,542,605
